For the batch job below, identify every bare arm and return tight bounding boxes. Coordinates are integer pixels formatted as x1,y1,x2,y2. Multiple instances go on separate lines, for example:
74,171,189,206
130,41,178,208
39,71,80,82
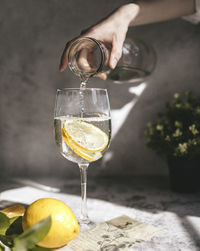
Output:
130,0,195,26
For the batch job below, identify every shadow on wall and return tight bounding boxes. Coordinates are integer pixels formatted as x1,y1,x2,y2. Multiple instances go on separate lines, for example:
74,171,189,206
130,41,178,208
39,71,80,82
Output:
102,82,147,166
97,19,200,177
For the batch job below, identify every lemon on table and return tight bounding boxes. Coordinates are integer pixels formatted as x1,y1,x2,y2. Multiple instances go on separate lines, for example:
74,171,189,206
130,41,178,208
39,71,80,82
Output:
22,198,79,249
1,204,25,218
62,127,102,161
63,120,109,153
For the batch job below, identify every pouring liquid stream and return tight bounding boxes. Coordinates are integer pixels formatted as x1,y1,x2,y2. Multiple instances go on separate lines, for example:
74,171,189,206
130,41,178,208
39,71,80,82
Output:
79,74,89,118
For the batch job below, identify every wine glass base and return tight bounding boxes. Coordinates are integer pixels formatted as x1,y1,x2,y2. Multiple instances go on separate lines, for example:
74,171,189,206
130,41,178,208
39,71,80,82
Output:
78,218,96,231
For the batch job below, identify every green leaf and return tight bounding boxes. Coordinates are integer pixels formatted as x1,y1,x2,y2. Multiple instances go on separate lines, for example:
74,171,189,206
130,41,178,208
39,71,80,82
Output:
6,216,23,236
0,212,10,235
13,216,51,251
0,234,13,247
0,242,5,251
9,216,20,225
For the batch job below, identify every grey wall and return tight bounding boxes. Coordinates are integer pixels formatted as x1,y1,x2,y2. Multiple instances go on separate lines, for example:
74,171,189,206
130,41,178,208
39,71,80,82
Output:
0,0,200,179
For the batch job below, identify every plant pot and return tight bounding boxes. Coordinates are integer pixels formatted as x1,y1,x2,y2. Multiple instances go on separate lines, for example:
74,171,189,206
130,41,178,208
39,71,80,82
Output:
168,157,200,193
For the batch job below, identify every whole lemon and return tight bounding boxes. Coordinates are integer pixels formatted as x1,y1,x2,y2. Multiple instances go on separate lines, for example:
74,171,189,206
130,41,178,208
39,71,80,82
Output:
22,198,79,249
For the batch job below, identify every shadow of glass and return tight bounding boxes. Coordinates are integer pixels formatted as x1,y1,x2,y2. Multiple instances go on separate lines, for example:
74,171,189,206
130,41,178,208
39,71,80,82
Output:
57,176,200,217
179,216,200,249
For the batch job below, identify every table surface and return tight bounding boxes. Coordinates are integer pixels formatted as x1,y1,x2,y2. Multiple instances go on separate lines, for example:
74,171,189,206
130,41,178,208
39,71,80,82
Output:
0,176,200,251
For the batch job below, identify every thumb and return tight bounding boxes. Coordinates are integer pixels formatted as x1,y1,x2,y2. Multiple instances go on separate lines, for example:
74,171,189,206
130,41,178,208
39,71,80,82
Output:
109,34,124,69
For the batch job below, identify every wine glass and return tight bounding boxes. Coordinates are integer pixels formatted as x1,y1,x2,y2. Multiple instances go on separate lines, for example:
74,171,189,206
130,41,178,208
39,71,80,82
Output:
54,88,111,230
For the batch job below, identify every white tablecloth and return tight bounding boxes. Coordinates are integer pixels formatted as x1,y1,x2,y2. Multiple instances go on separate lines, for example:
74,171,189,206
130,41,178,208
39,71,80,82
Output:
0,177,200,250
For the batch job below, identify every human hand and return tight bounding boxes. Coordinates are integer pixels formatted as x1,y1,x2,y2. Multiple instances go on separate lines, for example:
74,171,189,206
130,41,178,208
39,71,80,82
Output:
59,4,139,80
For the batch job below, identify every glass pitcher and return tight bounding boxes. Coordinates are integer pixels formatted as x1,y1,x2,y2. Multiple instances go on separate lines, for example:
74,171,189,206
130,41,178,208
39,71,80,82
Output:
68,37,156,83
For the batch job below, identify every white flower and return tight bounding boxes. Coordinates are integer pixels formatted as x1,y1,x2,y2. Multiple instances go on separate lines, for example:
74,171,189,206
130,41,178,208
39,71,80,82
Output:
189,124,199,135
173,129,182,137
174,121,182,128
177,143,188,154
165,135,170,141
174,93,180,99
156,125,163,131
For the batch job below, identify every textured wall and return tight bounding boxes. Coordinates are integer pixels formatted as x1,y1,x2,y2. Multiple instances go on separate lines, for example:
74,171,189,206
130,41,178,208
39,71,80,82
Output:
0,0,200,178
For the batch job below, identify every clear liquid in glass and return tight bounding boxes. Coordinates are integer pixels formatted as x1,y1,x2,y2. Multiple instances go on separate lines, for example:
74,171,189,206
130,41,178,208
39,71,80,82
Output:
54,115,111,165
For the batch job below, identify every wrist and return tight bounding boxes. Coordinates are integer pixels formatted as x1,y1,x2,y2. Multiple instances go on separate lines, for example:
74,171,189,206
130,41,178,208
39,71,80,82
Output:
117,3,140,27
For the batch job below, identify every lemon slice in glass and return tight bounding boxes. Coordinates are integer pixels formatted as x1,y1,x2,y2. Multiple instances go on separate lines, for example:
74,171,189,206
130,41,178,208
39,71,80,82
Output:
62,128,102,161
63,120,109,153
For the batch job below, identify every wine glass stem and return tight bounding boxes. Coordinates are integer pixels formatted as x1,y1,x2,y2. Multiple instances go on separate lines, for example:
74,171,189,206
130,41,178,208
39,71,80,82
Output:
79,163,89,222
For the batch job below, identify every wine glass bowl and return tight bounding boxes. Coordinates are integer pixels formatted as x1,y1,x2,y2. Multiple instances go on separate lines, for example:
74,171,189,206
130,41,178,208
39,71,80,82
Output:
54,88,111,229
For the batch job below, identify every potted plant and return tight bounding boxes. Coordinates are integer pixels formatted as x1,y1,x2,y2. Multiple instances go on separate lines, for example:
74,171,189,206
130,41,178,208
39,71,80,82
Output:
145,92,200,193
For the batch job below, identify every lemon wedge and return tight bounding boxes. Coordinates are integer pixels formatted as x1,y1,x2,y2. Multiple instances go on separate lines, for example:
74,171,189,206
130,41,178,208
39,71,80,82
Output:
62,128,102,161
63,120,109,153
1,204,25,218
